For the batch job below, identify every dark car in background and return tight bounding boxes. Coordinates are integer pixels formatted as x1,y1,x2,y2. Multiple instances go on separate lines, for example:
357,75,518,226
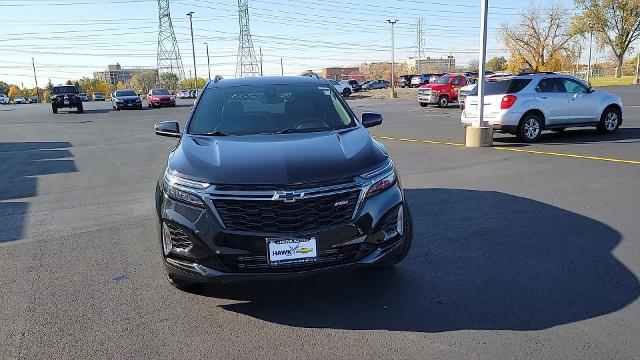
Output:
397,74,417,88
111,89,142,110
346,79,361,92
51,85,82,113
361,80,391,90
147,88,176,108
153,76,413,289
29,95,39,103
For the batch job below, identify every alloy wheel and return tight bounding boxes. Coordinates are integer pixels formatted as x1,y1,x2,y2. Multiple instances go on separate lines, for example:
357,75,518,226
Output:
605,111,618,131
524,118,540,139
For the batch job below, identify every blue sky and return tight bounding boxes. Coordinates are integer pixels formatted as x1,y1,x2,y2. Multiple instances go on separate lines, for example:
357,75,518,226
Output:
0,0,583,88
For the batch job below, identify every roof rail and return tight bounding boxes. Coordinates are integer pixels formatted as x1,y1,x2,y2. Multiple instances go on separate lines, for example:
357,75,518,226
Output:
517,71,556,76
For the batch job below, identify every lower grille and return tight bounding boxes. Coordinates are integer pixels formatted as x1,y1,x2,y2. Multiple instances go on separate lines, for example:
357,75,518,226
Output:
165,222,192,250
214,190,360,233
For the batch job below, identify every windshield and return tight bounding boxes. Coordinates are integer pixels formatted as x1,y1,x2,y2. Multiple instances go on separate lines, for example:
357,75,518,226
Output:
151,89,171,95
115,90,137,97
188,84,356,135
52,86,78,94
434,77,451,84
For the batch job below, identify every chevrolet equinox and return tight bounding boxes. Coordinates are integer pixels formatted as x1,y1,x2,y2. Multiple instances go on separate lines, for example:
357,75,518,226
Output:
154,76,413,289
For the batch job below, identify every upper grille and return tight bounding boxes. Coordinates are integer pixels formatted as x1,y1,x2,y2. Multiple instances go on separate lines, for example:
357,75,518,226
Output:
213,190,361,233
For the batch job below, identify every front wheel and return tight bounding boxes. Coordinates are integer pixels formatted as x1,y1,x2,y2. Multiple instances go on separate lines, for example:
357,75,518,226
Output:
437,96,449,108
342,88,351,97
77,103,83,113
517,113,543,142
52,105,57,114
419,102,428,107
597,107,621,134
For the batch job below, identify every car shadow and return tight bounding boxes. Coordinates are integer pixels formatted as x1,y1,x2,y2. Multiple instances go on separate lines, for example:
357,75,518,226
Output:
0,142,77,242
193,188,639,332
494,127,640,146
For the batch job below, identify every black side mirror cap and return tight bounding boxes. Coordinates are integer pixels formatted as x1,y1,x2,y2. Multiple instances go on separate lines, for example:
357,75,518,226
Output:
154,121,181,138
361,112,383,128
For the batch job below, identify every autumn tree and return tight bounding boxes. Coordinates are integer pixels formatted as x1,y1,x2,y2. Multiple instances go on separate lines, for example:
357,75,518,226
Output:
130,70,158,93
178,77,207,89
571,0,640,78
467,59,480,72
487,56,507,71
116,81,128,90
501,4,576,71
46,79,53,92
7,85,21,99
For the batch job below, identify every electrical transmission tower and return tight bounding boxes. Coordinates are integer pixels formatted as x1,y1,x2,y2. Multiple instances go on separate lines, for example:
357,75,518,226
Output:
157,0,185,80
236,0,260,77
415,17,425,73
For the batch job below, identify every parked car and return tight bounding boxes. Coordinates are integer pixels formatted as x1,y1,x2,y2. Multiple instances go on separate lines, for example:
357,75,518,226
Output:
147,88,176,108
29,96,40,103
92,92,106,101
461,73,623,142
153,76,413,289
341,79,361,92
78,93,89,102
458,73,513,109
0,94,9,105
397,74,417,88
111,89,143,110
13,96,26,104
417,73,468,108
429,73,444,84
410,74,434,87
361,80,391,90
176,90,190,99
329,79,352,97
50,85,83,113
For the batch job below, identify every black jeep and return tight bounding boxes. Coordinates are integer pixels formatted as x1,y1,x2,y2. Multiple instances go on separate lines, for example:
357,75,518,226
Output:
51,85,83,114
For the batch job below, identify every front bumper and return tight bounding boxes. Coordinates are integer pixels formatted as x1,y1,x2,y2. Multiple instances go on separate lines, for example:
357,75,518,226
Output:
157,180,410,283
417,92,438,104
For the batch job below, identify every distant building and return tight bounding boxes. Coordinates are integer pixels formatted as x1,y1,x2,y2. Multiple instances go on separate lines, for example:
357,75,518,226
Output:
93,63,157,85
405,56,456,72
321,67,360,80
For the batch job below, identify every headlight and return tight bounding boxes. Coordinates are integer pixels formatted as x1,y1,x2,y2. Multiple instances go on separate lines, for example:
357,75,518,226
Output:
170,96,176,100
361,161,397,198
163,169,209,207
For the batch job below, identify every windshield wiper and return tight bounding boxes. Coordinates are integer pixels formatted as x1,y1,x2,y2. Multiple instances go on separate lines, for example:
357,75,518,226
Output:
196,130,230,136
274,128,328,134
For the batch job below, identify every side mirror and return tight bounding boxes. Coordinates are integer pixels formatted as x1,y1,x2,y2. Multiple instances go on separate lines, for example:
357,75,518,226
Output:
361,112,383,128
587,86,593,93
154,121,181,138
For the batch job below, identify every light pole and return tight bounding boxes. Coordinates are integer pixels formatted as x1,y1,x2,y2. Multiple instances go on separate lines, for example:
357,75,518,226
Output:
31,58,40,101
587,24,593,84
386,19,398,99
187,11,197,89
634,46,640,84
280,57,283,76
465,0,492,147
204,42,211,81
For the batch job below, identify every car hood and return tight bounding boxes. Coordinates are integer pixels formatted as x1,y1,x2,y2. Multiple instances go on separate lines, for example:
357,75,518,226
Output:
168,127,389,185
419,83,450,90
116,96,140,101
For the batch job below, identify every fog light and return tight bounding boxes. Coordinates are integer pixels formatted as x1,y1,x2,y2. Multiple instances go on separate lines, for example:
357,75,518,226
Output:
162,222,172,255
396,205,404,236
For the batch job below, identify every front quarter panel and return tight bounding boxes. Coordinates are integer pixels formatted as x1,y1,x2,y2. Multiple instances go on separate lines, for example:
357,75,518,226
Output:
596,92,623,119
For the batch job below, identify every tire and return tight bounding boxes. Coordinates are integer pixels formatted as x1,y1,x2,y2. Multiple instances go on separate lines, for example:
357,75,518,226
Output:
77,103,83,114
52,105,57,114
342,88,351,97
115,105,120,111
137,104,143,110
596,107,621,134
517,113,544,142
437,95,449,108
419,102,428,107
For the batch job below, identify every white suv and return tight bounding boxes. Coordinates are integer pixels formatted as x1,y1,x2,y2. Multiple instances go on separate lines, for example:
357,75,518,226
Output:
328,80,352,97
461,73,623,142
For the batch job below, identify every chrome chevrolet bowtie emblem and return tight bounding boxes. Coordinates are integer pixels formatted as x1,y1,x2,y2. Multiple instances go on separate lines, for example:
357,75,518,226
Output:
272,191,305,203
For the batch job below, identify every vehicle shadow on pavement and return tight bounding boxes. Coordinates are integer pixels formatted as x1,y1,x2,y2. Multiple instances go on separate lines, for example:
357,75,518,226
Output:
200,188,640,332
0,142,77,243
494,127,640,145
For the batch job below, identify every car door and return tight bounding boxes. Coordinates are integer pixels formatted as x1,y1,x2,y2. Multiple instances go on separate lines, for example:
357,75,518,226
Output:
534,78,569,125
561,78,597,123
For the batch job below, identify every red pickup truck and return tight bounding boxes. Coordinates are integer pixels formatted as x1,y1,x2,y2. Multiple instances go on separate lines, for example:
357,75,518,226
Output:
416,73,468,108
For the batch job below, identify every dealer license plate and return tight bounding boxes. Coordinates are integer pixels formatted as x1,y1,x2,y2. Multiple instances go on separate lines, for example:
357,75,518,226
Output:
267,237,317,266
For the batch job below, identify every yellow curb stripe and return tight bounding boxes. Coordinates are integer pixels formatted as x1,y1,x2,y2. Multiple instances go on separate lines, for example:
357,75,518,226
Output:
375,135,640,166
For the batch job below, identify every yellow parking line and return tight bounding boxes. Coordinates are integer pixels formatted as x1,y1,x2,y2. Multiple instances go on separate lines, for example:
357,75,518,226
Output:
375,135,640,165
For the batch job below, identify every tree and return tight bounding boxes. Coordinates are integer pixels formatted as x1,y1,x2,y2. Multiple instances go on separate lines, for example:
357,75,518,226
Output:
130,70,158,93
46,79,53,92
7,85,21,99
487,56,507,72
0,81,10,95
116,81,128,90
178,77,207,89
43,90,51,103
571,0,640,78
467,59,479,72
65,80,73,85
159,72,179,91
502,4,576,71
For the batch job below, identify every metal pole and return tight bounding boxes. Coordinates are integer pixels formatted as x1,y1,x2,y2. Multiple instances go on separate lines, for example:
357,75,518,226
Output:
187,11,196,89
259,47,263,76
280,57,283,76
387,19,398,98
476,0,488,128
449,51,452,72
634,47,640,84
31,57,39,101
204,42,211,80
587,30,593,84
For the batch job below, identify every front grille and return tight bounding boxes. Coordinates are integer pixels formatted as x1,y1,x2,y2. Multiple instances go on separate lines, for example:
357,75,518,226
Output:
218,243,370,272
418,89,431,96
213,190,361,233
165,222,193,250
215,178,354,192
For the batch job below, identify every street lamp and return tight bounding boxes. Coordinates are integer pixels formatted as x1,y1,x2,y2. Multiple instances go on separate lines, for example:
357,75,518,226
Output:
634,42,640,84
204,42,211,81
587,22,594,84
186,11,197,90
386,19,398,99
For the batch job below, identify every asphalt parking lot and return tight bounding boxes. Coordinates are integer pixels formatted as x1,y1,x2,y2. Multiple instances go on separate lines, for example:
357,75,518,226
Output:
1,86,640,359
